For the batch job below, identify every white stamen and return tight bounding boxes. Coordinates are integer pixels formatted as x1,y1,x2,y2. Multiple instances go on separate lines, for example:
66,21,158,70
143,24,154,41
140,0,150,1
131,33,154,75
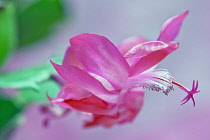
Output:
142,69,174,95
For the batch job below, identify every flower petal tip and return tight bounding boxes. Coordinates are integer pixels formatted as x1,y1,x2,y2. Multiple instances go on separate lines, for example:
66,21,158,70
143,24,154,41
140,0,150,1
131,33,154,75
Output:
50,60,57,66
183,10,189,16
46,93,54,106
157,11,189,43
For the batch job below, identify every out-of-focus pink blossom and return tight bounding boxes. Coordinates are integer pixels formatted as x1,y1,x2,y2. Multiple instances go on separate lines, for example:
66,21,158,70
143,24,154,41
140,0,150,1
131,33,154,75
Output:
49,11,200,127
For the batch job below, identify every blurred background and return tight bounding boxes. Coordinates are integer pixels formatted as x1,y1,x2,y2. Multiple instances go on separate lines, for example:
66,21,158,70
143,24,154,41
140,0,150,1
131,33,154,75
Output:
0,0,209,140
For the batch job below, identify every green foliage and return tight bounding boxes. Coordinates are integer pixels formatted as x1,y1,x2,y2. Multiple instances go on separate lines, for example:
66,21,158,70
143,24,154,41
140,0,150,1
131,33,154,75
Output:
0,0,66,67
16,80,60,106
0,63,56,90
0,57,62,136
0,56,62,102
0,3,17,67
0,97,20,132
0,0,66,136
18,0,65,46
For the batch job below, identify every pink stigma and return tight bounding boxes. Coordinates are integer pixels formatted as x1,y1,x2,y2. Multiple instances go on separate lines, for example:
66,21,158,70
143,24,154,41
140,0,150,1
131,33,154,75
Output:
172,80,200,106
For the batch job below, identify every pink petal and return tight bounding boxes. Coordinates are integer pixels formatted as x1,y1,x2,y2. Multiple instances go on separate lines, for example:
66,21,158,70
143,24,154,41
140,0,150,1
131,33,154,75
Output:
118,89,144,123
124,41,168,58
84,90,144,127
65,95,118,115
117,36,148,56
52,83,117,115
51,61,118,104
130,42,179,76
62,46,84,68
51,82,92,109
50,87,72,109
70,33,130,89
84,114,120,128
124,41,168,68
117,37,149,66
57,82,91,100
157,11,189,43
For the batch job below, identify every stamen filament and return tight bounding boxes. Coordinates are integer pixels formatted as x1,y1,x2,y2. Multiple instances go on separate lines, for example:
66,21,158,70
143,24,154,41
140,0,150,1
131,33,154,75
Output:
156,78,200,106
171,81,189,91
172,80,200,106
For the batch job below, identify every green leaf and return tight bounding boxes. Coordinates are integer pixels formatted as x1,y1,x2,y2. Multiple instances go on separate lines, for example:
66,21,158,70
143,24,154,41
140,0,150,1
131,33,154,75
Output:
18,0,65,46
15,80,60,106
0,97,20,132
0,2,17,67
0,63,56,90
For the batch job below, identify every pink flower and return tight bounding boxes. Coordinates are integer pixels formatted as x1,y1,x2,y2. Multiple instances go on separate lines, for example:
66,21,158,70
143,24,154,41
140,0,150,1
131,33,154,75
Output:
50,11,200,127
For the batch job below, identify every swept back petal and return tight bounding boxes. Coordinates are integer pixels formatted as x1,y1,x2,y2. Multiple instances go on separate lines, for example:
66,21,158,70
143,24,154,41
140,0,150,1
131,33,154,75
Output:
51,61,118,104
70,33,130,89
157,11,189,43
124,41,168,58
62,46,84,68
130,42,179,76
117,37,149,66
118,36,148,56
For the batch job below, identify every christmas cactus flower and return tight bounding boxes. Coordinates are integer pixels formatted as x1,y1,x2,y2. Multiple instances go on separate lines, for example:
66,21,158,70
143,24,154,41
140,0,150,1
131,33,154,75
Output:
49,11,200,127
